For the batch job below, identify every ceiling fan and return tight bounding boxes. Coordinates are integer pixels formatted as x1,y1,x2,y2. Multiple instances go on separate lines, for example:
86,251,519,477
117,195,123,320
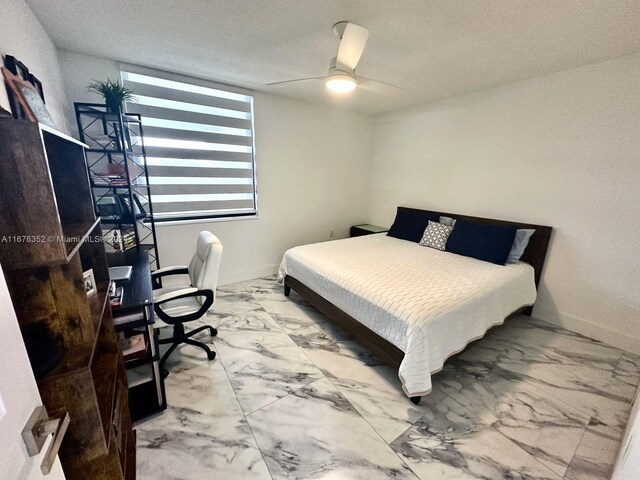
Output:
267,21,403,94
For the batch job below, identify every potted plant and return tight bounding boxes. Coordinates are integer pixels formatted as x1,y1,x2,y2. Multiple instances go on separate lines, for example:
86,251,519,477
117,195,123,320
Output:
87,79,136,113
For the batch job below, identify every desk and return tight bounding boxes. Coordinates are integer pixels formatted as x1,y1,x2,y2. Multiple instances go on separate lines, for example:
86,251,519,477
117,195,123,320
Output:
109,249,167,421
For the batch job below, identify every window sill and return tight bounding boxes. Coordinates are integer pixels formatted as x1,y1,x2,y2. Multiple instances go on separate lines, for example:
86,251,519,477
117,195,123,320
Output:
154,214,259,227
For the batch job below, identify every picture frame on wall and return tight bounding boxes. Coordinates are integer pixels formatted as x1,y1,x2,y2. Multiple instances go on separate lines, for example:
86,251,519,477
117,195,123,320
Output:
29,74,45,102
2,55,46,119
1,67,57,128
3,55,30,119
4,55,30,80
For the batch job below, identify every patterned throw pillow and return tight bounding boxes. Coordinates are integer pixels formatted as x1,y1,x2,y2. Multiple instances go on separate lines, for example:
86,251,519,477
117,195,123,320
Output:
419,220,453,251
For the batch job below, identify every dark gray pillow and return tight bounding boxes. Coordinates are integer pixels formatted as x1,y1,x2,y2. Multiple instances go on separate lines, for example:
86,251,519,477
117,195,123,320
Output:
439,216,456,227
506,229,535,264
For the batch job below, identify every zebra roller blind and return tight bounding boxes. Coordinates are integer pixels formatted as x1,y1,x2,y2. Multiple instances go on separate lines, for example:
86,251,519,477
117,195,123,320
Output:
121,64,256,221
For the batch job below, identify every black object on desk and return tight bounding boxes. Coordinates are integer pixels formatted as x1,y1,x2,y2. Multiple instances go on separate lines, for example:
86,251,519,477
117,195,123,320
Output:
109,249,167,421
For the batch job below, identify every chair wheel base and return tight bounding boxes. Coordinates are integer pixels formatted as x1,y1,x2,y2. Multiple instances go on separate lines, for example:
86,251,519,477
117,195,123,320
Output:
158,323,218,374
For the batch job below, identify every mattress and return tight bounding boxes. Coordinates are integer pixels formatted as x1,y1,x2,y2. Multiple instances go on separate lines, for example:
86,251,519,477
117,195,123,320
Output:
278,233,537,397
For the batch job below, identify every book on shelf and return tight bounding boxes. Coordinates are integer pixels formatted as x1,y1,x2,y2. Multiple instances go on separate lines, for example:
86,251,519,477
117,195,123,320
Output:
91,174,128,187
103,227,136,252
113,311,145,326
110,286,124,308
118,333,147,362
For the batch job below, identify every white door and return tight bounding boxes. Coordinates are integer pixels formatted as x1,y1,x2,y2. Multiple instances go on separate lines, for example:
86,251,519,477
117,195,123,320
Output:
0,263,65,480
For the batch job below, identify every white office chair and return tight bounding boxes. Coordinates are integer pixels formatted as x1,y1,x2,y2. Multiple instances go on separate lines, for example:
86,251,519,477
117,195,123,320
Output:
151,231,223,375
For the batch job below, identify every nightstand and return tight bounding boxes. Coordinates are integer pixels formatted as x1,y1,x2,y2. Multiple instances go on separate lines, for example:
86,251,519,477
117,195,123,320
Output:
350,224,389,237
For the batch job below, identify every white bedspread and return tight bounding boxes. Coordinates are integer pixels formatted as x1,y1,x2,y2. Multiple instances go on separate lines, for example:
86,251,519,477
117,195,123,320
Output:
278,233,537,397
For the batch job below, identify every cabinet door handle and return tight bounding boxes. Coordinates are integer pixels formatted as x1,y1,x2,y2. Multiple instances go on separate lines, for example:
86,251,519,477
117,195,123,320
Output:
40,411,70,474
22,406,71,474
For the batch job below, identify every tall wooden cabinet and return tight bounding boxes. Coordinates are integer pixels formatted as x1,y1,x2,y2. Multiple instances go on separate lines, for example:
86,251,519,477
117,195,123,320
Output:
0,119,136,479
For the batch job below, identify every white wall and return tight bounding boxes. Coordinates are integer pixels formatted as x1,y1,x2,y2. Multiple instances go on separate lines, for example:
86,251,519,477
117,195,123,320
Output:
367,53,640,353
0,0,68,131
56,50,640,353
612,386,640,480
58,50,372,284
156,91,372,283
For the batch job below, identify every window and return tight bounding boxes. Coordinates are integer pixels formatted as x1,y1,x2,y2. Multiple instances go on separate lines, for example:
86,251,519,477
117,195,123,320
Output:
121,64,256,222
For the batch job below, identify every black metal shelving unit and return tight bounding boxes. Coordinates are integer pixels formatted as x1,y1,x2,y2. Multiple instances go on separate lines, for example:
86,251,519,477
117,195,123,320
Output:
75,103,160,270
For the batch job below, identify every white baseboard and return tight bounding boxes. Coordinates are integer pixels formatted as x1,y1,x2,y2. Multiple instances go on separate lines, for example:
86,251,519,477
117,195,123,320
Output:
534,305,640,356
218,264,279,286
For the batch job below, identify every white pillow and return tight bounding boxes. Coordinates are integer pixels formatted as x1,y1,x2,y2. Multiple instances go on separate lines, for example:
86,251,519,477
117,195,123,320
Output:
419,220,453,251
506,229,535,264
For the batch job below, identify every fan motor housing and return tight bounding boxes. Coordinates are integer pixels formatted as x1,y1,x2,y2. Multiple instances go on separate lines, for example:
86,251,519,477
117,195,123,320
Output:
329,57,356,76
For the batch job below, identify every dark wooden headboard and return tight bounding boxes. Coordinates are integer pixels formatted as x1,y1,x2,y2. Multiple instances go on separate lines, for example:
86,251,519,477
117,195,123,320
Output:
397,207,553,288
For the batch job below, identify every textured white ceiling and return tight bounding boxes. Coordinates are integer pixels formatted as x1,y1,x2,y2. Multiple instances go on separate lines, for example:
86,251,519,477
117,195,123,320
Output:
26,0,640,114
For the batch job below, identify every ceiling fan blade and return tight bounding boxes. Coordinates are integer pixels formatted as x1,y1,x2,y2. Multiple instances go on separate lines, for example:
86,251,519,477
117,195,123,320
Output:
266,77,325,86
358,77,405,95
336,23,369,70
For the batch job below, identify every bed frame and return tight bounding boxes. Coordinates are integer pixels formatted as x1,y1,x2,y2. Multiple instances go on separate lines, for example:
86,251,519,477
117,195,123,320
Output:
283,206,552,404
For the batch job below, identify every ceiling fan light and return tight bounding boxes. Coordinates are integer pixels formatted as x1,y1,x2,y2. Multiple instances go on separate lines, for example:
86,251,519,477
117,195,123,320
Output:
325,74,357,93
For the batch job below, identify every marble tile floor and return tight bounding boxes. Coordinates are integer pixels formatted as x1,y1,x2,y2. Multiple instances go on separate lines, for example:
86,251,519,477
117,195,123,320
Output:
134,275,639,480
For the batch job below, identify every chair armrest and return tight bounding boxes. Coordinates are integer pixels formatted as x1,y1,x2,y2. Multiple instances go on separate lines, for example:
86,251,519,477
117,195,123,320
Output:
153,287,198,304
153,288,214,324
151,265,189,289
152,266,189,277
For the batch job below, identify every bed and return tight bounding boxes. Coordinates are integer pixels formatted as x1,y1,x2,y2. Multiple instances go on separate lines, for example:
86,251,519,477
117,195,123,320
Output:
278,207,552,402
